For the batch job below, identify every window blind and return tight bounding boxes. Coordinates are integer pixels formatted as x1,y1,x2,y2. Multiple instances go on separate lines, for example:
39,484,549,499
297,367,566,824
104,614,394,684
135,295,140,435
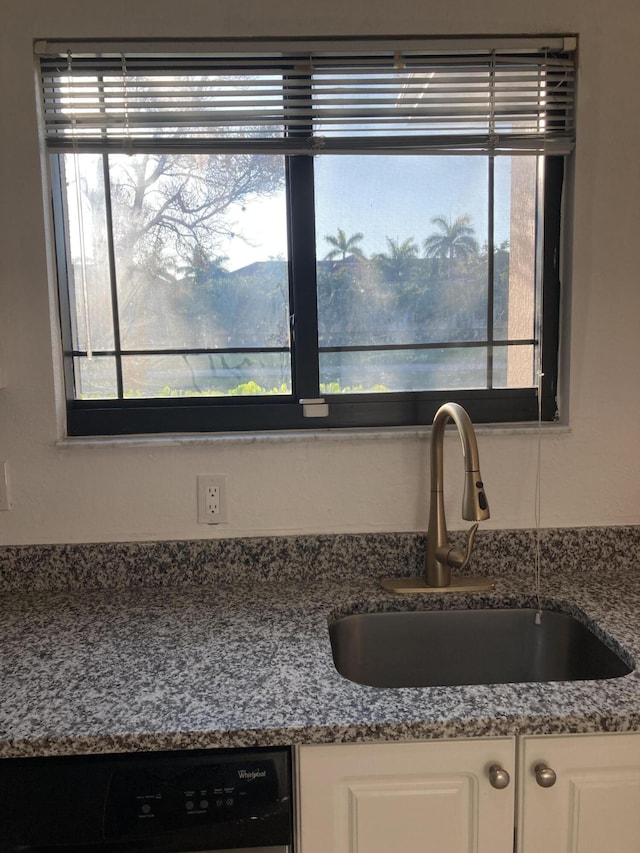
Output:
37,36,577,156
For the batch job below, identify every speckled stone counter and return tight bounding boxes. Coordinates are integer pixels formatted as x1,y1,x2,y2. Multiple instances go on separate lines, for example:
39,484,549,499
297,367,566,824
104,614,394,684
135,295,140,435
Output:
1,527,639,759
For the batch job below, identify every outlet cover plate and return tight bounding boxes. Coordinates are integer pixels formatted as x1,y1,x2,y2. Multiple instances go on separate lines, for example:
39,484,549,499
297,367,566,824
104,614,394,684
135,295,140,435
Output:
197,475,227,524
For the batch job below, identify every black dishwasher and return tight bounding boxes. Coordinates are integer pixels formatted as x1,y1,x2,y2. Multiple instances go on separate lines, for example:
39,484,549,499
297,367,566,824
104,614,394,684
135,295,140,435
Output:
0,746,293,852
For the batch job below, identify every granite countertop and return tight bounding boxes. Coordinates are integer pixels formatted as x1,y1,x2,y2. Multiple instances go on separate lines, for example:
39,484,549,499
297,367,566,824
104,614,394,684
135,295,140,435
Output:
1,527,640,759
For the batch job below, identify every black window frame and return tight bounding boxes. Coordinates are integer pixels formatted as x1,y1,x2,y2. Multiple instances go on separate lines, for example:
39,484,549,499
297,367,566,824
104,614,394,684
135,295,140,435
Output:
41,39,571,437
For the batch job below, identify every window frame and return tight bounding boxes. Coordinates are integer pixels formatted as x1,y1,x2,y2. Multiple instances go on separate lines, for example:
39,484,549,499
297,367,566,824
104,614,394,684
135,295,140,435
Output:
42,39,570,436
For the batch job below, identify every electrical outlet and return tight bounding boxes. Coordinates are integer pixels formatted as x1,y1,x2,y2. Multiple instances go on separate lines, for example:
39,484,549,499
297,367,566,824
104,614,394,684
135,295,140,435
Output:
197,475,227,524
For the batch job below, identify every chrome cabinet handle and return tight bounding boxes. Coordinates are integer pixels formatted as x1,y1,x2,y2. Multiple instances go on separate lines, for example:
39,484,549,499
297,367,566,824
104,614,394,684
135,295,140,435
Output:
488,764,511,789
534,763,557,787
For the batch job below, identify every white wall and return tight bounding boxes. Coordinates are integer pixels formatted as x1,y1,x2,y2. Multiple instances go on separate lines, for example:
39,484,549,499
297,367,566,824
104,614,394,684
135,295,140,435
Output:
1,0,639,546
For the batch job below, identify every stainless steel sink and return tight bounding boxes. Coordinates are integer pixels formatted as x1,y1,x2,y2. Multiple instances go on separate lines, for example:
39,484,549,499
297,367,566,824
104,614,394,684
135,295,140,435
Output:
329,608,632,688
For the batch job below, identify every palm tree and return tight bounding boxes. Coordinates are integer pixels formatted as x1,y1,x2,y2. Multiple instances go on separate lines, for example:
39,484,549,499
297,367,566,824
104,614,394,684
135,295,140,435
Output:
179,248,228,288
373,237,420,283
324,228,365,261
423,214,479,262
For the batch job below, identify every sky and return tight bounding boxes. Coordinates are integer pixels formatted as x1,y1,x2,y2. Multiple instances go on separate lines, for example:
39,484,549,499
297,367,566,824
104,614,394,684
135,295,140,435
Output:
222,155,515,271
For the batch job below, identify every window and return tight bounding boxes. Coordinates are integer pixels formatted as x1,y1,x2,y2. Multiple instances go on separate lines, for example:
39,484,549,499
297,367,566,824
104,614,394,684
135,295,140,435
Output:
38,37,576,435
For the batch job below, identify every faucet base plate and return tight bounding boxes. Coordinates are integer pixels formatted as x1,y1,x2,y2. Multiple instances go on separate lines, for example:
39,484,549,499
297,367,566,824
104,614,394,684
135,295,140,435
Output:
381,575,495,594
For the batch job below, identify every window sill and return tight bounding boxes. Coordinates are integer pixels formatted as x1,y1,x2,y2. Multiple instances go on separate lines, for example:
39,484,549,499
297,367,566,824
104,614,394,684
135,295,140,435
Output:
55,422,571,449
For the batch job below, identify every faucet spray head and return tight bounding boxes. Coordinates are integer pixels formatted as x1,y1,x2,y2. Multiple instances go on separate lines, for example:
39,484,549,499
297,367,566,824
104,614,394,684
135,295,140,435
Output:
462,470,490,522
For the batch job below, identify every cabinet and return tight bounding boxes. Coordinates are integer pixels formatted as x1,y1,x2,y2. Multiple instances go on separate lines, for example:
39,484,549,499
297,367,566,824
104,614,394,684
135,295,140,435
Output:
297,738,516,853
518,732,640,852
297,732,640,852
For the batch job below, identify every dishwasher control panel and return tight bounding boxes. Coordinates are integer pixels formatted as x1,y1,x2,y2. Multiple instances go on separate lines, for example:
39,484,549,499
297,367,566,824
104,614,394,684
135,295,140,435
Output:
106,754,283,837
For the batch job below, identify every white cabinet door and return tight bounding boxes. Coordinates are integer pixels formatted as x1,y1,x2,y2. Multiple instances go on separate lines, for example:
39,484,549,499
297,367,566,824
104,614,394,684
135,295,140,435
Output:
518,732,640,852
297,738,515,853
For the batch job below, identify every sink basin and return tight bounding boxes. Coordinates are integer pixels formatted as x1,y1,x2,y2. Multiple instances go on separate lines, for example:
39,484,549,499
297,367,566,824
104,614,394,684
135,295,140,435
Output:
329,608,632,687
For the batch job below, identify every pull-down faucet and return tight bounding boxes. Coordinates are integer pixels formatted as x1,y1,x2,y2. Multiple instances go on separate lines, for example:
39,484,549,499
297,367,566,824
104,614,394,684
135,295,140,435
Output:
425,402,490,587
382,402,494,594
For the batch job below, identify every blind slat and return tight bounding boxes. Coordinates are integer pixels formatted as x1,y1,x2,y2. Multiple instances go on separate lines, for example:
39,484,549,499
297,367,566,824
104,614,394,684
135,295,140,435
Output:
38,39,576,156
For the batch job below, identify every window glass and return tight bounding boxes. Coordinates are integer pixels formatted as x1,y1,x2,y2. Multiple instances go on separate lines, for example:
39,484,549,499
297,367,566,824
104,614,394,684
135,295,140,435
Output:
494,156,538,388
62,153,114,352
61,152,291,398
74,356,118,399
314,154,537,394
120,354,291,398
319,348,490,393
